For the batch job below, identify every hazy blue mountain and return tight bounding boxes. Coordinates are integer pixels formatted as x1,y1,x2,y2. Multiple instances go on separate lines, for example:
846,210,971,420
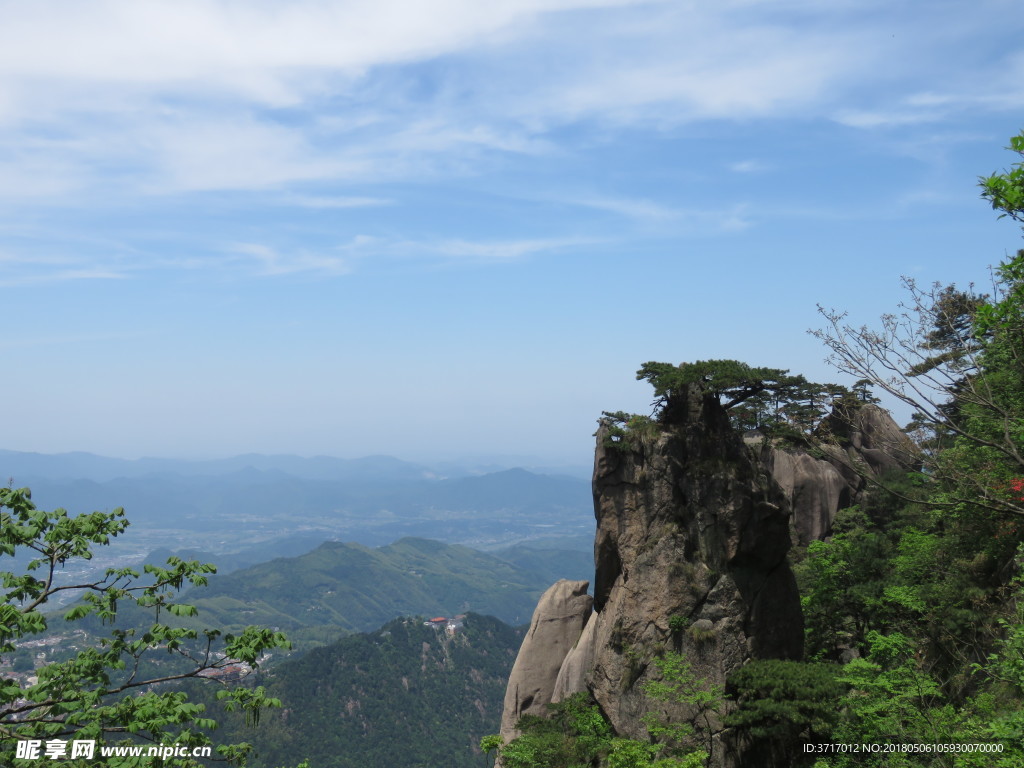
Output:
1,448,586,483
5,450,593,556
144,534,332,575
429,455,591,480
492,543,593,587
0,449,434,483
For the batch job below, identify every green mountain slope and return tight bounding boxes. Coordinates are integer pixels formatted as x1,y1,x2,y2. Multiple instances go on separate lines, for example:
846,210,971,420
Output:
203,614,523,768
180,537,582,645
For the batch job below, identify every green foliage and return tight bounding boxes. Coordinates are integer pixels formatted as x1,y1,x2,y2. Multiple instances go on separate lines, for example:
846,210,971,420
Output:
725,660,843,766
499,694,612,768
980,131,1024,223
495,655,718,768
480,733,504,767
206,614,522,768
801,133,1024,766
667,615,689,635
640,653,723,760
601,411,663,452
0,486,291,767
797,503,1022,763
608,741,706,768
500,715,576,768
606,738,660,768
977,564,1024,689
826,632,969,767
556,692,614,759
796,508,895,658
957,557,1024,767
632,359,857,441
636,359,797,415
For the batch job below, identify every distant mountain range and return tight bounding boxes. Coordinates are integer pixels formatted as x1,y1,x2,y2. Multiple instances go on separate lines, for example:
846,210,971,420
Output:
1,449,595,556
1,450,435,483
5,450,596,768
0,449,590,483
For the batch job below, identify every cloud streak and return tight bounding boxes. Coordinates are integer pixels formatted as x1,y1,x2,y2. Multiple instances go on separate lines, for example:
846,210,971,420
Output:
0,231,600,285
0,0,1019,203
431,236,598,263
0,268,129,288
286,195,392,210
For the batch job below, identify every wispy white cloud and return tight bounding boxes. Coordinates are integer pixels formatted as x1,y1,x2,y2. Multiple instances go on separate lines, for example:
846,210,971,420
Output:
834,108,945,130
570,196,682,222
319,234,598,265
228,243,352,277
729,160,772,174
223,234,592,276
431,236,596,262
286,195,392,209
0,247,134,286
564,196,751,232
0,1,640,111
0,231,594,285
144,113,376,192
0,0,1018,212
0,268,129,288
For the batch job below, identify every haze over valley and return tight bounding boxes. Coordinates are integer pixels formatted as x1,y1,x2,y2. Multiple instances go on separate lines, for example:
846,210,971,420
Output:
3,449,593,588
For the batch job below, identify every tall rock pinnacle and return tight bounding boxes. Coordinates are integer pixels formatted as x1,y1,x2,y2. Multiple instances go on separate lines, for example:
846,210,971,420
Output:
500,383,804,767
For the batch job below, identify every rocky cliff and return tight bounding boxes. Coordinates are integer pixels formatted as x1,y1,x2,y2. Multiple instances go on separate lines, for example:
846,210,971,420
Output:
500,384,804,766
499,579,593,744
497,382,919,766
754,404,917,544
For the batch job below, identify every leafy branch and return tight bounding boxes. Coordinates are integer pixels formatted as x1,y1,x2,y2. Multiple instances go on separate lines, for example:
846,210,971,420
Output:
1,486,291,766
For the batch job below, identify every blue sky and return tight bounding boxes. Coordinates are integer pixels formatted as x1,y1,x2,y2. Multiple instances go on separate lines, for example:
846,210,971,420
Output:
2,0,1022,465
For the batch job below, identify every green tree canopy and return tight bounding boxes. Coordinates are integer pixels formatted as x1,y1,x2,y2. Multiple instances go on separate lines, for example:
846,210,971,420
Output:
637,360,797,412
633,359,856,438
1,486,291,767
981,132,1024,223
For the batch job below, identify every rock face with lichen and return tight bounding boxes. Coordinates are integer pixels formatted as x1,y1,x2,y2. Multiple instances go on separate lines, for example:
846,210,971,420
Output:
500,384,804,767
584,385,803,766
753,404,918,544
755,445,850,544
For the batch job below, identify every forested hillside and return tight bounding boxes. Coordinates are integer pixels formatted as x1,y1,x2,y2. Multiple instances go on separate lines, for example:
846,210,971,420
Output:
195,614,523,768
178,537,588,644
26,536,590,659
